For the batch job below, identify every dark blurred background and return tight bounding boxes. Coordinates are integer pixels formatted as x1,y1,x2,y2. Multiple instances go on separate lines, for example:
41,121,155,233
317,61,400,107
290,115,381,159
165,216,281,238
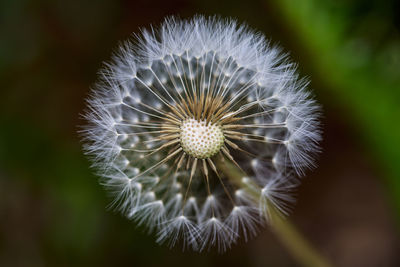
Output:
1,0,400,266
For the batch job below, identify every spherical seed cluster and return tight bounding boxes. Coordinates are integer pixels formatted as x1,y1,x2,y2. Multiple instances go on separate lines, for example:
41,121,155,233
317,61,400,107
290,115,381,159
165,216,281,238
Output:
180,119,224,159
82,16,321,252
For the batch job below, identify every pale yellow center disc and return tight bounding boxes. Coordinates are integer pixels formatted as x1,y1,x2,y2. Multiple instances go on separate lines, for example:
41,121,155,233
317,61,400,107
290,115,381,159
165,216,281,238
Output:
180,118,224,159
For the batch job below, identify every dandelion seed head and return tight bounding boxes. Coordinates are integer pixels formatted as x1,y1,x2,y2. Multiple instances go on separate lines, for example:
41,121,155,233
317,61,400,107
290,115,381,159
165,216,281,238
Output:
81,15,321,252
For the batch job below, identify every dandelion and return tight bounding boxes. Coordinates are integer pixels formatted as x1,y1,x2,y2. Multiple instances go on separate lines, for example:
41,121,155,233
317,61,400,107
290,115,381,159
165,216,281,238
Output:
82,16,321,252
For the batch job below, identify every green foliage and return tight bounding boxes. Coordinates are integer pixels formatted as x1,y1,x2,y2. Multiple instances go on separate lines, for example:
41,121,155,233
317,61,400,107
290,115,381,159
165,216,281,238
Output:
273,0,400,214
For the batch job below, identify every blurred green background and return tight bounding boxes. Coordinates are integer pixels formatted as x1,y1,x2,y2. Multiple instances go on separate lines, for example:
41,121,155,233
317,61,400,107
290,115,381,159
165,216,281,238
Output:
1,0,399,266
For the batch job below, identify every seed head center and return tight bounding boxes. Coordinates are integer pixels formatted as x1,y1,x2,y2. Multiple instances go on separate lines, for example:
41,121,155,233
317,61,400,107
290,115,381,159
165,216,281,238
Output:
180,118,224,159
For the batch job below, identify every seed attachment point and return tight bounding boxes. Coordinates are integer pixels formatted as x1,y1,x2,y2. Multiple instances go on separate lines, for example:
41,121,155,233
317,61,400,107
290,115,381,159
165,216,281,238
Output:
180,118,224,159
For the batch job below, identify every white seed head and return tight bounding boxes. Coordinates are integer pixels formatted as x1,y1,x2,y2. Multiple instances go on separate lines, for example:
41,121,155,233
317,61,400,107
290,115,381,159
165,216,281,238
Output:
81,15,322,252
180,118,224,159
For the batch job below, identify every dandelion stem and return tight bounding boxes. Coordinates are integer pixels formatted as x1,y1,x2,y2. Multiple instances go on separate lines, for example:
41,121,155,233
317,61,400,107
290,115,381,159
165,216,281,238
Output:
217,158,332,267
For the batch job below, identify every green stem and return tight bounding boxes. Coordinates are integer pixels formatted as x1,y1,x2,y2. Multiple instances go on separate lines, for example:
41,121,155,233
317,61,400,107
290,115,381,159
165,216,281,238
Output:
217,158,332,267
